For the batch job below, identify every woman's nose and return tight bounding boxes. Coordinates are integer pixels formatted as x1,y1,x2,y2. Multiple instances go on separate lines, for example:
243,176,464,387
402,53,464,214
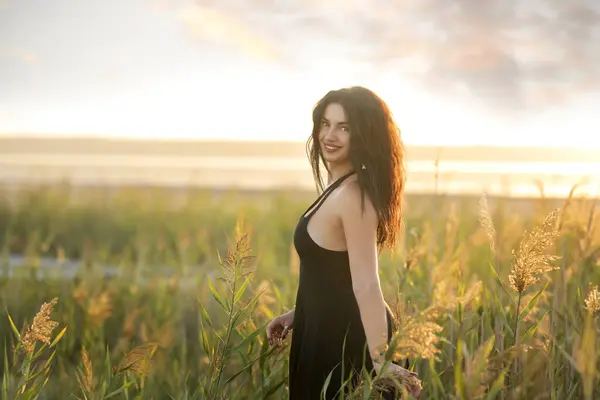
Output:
323,127,336,139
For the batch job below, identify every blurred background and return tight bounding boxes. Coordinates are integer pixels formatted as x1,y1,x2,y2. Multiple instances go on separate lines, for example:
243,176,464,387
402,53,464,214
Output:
1,1,600,399
1,0,600,197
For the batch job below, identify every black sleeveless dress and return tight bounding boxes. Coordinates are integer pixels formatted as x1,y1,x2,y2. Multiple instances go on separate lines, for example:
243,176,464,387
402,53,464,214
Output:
288,171,395,399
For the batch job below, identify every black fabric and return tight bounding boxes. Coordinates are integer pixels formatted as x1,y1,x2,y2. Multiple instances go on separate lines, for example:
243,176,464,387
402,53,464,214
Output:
288,171,395,399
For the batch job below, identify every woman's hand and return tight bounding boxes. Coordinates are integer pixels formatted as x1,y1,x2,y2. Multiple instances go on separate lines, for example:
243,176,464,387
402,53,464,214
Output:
373,361,421,398
372,360,418,378
266,309,295,346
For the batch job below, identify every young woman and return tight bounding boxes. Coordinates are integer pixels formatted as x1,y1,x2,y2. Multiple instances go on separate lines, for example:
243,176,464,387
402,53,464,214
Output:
266,86,419,399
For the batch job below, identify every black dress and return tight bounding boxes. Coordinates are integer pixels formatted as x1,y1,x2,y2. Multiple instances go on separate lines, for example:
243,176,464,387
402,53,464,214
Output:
288,170,395,399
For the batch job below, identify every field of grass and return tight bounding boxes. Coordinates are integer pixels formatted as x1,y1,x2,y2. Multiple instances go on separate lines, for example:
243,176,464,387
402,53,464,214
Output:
0,183,599,399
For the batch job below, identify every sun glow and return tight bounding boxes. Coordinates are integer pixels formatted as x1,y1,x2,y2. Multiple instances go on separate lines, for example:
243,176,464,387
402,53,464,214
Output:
4,69,599,151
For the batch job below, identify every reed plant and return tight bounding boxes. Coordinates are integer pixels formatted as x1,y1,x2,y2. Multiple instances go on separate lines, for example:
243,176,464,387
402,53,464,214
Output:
0,183,599,399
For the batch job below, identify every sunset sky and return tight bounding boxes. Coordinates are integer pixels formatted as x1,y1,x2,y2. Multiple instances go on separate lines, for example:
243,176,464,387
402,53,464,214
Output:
1,0,599,147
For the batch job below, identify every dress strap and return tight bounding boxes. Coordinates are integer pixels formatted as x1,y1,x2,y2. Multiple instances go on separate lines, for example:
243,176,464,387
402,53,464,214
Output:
302,170,356,219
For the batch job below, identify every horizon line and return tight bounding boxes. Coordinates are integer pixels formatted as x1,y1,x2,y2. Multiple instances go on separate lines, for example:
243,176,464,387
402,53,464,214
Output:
0,133,593,150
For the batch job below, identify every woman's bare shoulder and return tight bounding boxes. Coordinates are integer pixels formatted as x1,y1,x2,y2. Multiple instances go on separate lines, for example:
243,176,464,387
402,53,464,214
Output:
336,181,377,221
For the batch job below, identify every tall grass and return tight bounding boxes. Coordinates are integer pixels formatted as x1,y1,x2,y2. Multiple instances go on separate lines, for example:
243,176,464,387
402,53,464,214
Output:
1,183,599,399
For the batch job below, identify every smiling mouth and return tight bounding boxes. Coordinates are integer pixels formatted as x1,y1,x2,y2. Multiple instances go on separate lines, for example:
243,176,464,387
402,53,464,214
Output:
323,144,341,151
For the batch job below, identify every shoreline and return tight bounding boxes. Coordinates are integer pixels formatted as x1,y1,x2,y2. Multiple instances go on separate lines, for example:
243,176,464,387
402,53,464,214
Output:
1,136,598,199
1,136,598,163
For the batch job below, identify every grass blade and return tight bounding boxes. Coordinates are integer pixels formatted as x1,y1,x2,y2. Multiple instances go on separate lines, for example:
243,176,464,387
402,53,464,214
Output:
198,300,213,328
234,275,252,304
6,312,21,340
208,279,228,312
49,326,68,348
104,381,135,399
521,310,549,342
231,323,266,354
518,282,548,322
488,261,516,307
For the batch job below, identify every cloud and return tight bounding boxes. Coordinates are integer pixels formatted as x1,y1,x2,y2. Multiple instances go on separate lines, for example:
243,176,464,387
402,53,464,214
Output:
376,0,600,111
186,0,600,112
177,5,281,61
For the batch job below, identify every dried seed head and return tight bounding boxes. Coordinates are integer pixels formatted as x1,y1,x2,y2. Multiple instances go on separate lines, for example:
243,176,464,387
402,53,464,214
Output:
584,284,600,314
220,225,256,287
392,317,443,360
20,297,59,353
462,336,496,398
478,193,497,255
354,367,422,399
86,291,113,326
79,346,94,394
114,343,158,378
72,282,88,304
425,281,482,321
508,210,561,293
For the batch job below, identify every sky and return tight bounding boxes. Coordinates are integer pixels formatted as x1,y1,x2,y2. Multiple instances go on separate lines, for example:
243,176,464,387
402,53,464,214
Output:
1,0,600,147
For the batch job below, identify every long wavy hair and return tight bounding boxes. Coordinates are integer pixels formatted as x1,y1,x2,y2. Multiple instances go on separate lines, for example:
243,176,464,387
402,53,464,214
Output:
306,86,406,250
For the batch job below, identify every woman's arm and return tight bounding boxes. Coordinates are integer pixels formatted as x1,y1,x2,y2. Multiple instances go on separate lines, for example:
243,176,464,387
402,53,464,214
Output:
339,184,388,362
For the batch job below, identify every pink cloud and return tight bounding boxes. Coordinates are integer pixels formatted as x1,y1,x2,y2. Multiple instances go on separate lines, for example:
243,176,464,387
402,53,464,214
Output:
177,5,280,61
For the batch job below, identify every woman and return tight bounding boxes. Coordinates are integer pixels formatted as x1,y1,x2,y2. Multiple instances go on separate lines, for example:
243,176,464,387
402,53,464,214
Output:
267,86,419,399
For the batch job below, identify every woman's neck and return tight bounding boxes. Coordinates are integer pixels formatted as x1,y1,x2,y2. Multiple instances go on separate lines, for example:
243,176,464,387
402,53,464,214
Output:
327,162,354,184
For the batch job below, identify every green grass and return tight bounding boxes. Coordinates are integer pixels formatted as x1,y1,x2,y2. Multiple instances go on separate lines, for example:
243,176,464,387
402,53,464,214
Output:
0,183,599,399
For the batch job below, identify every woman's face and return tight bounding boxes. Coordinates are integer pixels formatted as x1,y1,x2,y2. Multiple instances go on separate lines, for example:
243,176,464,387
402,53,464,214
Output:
318,102,351,166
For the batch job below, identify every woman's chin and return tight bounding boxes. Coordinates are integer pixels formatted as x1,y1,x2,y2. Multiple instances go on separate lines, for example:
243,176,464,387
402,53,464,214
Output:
321,155,349,166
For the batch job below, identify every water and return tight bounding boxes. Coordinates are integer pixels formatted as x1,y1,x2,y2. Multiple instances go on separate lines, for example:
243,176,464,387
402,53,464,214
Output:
1,153,599,198
1,254,213,286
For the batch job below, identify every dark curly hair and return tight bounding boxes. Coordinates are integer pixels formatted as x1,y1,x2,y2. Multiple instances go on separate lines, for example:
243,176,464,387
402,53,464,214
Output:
306,86,406,250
